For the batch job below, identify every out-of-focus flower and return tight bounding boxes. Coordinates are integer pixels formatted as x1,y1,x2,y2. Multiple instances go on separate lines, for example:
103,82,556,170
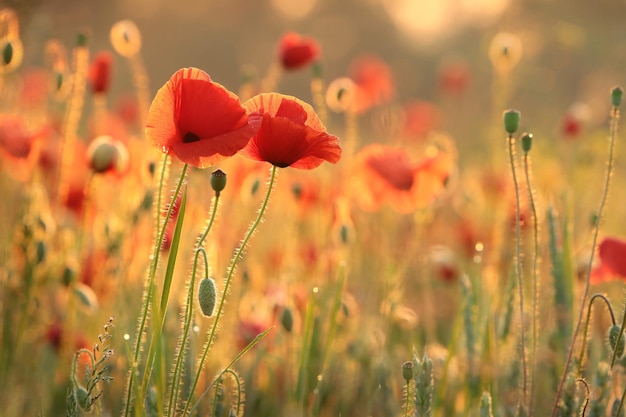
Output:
489,32,522,75
86,135,129,175
350,144,454,213
278,32,320,70
348,54,395,113
437,58,471,95
401,100,443,139
0,114,34,159
591,237,626,284
325,77,357,113
145,67,262,168
560,102,590,139
241,93,341,169
88,51,113,95
110,19,141,58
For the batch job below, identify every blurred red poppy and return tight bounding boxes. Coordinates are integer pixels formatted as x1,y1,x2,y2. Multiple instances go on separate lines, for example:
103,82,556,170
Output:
349,54,395,114
591,237,626,284
350,144,453,213
402,100,443,139
146,67,262,168
278,32,320,70
437,59,471,96
241,93,341,169
88,51,113,95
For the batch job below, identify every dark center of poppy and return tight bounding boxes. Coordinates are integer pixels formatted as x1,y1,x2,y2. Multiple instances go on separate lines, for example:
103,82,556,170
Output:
183,132,200,143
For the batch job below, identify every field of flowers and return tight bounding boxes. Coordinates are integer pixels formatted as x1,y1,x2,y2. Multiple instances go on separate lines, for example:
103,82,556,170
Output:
3,1,626,416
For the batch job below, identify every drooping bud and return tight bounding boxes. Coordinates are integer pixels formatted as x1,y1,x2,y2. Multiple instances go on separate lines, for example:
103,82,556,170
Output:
503,109,520,134
608,324,625,358
521,132,533,153
198,278,217,317
611,86,623,108
210,169,227,197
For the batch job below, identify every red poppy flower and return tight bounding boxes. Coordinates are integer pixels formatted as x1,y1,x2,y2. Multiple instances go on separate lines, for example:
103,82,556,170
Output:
145,67,262,168
437,59,471,96
348,54,395,114
591,237,626,284
350,144,453,213
88,51,113,94
278,32,320,70
402,100,443,139
241,93,341,169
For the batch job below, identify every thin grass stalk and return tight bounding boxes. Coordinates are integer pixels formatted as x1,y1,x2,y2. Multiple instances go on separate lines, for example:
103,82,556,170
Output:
182,165,278,416
551,89,621,416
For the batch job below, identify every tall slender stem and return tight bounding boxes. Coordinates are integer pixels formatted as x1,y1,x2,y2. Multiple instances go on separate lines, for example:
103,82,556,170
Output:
182,165,279,416
551,99,620,417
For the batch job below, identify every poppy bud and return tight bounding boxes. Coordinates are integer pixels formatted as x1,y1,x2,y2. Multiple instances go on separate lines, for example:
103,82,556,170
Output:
503,109,520,134
87,135,128,174
0,37,22,73
402,361,414,382
608,324,625,358
612,86,623,108
76,386,91,410
210,169,227,197
280,306,294,332
110,20,142,58
521,132,533,153
198,278,217,317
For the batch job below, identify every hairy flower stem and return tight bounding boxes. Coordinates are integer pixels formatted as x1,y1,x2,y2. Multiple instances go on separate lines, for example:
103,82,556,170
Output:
508,132,528,409
123,156,187,417
168,195,221,417
523,148,539,416
577,293,617,371
551,98,620,417
182,165,278,416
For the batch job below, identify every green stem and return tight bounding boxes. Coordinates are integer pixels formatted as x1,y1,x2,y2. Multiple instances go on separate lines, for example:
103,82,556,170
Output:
508,133,527,408
523,151,539,417
182,165,279,416
551,104,620,417
123,155,184,417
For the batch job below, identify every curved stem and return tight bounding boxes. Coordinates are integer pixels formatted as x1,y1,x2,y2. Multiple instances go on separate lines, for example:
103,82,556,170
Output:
551,104,620,417
577,293,617,371
508,133,528,408
182,165,279,416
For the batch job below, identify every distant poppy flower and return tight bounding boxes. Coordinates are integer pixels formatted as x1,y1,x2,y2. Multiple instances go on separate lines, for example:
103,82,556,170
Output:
437,59,471,95
348,54,395,113
402,100,443,139
145,67,262,168
591,237,626,284
0,114,33,159
241,93,341,169
350,144,453,213
278,32,320,70
88,51,113,95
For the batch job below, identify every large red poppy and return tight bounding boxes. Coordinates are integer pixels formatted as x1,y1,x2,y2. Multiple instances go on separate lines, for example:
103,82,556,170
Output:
241,93,341,169
350,144,453,213
591,237,626,284
145,67,262,168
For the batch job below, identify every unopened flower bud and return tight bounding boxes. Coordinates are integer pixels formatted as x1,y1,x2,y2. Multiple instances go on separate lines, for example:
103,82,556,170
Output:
280,307,294,333
609,324,625,358
210,169,227,197
521,132,533,153
612,86,623,108
503,109,520,134
198,278,217,317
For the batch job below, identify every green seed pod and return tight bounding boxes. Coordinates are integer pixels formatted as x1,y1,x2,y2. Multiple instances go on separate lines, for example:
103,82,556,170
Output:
609,325,625,358
210,169,227,196
198,278,217,317
280,307,294,333
402,361,414,382
503,109,521,134
521,133,533,153
612,86,623,108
